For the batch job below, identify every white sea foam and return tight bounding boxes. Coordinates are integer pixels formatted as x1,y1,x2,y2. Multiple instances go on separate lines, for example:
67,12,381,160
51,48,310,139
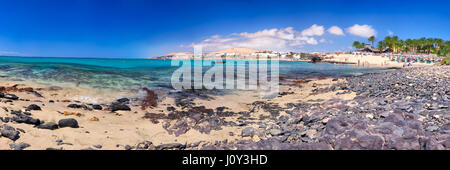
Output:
71,96,100,104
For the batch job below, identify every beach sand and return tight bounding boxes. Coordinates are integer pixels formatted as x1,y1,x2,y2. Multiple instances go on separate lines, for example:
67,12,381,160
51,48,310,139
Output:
0,76,350,150
323,53,434,68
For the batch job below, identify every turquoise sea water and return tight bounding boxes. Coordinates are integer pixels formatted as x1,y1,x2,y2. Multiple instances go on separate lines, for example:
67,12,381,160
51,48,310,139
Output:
0,56,383,91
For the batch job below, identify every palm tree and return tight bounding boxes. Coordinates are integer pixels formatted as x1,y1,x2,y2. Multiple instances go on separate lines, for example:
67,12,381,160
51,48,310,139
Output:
352,41,362,49
419,37,426,53
366,36,449,56
405,39,413,53
426,38,435,54
397,40,404,53
383,36,393,50
377,41,384,51
392,36,399,53
412,39,420,54
368,36,375,47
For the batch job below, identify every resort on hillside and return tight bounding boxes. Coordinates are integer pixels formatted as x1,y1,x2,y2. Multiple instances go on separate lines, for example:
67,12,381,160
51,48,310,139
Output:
155,35,450,68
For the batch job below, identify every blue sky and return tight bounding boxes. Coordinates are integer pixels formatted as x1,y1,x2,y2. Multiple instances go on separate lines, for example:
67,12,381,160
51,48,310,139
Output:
0,0,448,58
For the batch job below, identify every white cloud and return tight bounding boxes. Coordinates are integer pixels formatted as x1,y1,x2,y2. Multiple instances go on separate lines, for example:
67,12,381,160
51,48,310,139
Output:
189,26,326,52
300,24,325,36
0,51,19,56
327,26,344,35
346,24,376,38
294,36,318,45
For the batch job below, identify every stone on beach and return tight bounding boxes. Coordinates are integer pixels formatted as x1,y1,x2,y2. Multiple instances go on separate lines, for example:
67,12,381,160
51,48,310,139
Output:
154,143,185,150
0,125,21,141
241,127,255,137
58,118,79,128
11,115,41,125
9,143,30,150
92,104,103,110
37,122,59,130
4,93,19,100
90,117,99,121
67,104,90,110
269,128,283,136
117,98,130,103
26,104,42,111
110,103,131,112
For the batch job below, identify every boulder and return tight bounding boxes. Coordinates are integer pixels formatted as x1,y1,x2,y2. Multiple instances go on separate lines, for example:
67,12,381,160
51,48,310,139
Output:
58,118,79,128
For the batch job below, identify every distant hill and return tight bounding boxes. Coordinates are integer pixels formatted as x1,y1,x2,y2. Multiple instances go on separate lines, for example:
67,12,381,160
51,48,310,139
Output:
151,47,269,59
151,52,193,59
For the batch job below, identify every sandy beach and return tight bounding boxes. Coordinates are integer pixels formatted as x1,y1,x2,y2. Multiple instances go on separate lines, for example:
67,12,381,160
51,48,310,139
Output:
0,74,356,150
323,53,435,68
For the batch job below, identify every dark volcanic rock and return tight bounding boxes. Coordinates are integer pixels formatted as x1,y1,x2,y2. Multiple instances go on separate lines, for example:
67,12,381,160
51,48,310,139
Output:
385,136,421,150
136,141,153,150
37,122,59,130
67,104,90,110
4,93,19,100
32,91,44,98
58,118,79,128
124,145,132,150
110,104,131,112
117,98,130,103
155,143,186,150
0,125,20,141
9,143,30,150
166,106,176,112
92,104,103,110
325,117,353,135
11,115,41,125
334,135,384,150
26,104,42,111
160,67,450,150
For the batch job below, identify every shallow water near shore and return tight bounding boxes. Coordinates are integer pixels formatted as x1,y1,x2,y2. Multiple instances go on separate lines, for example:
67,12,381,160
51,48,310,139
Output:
0,56,384,98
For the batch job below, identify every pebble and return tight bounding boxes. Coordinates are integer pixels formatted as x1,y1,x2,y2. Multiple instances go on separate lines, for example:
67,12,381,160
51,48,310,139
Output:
269,128,283,136
426,125,439,132
92,104,103,110
90,117,99,121
37,122,59,130
110,104,131,112
124,145,132,150
26,104,42,111
9,143,30,150
241,127,255,137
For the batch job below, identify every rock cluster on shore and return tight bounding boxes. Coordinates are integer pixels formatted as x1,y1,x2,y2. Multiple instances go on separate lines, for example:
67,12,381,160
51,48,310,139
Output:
197,66,450,150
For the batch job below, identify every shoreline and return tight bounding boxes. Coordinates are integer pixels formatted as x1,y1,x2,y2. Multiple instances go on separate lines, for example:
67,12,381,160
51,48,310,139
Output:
149,55,438,69
323,53,436,68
